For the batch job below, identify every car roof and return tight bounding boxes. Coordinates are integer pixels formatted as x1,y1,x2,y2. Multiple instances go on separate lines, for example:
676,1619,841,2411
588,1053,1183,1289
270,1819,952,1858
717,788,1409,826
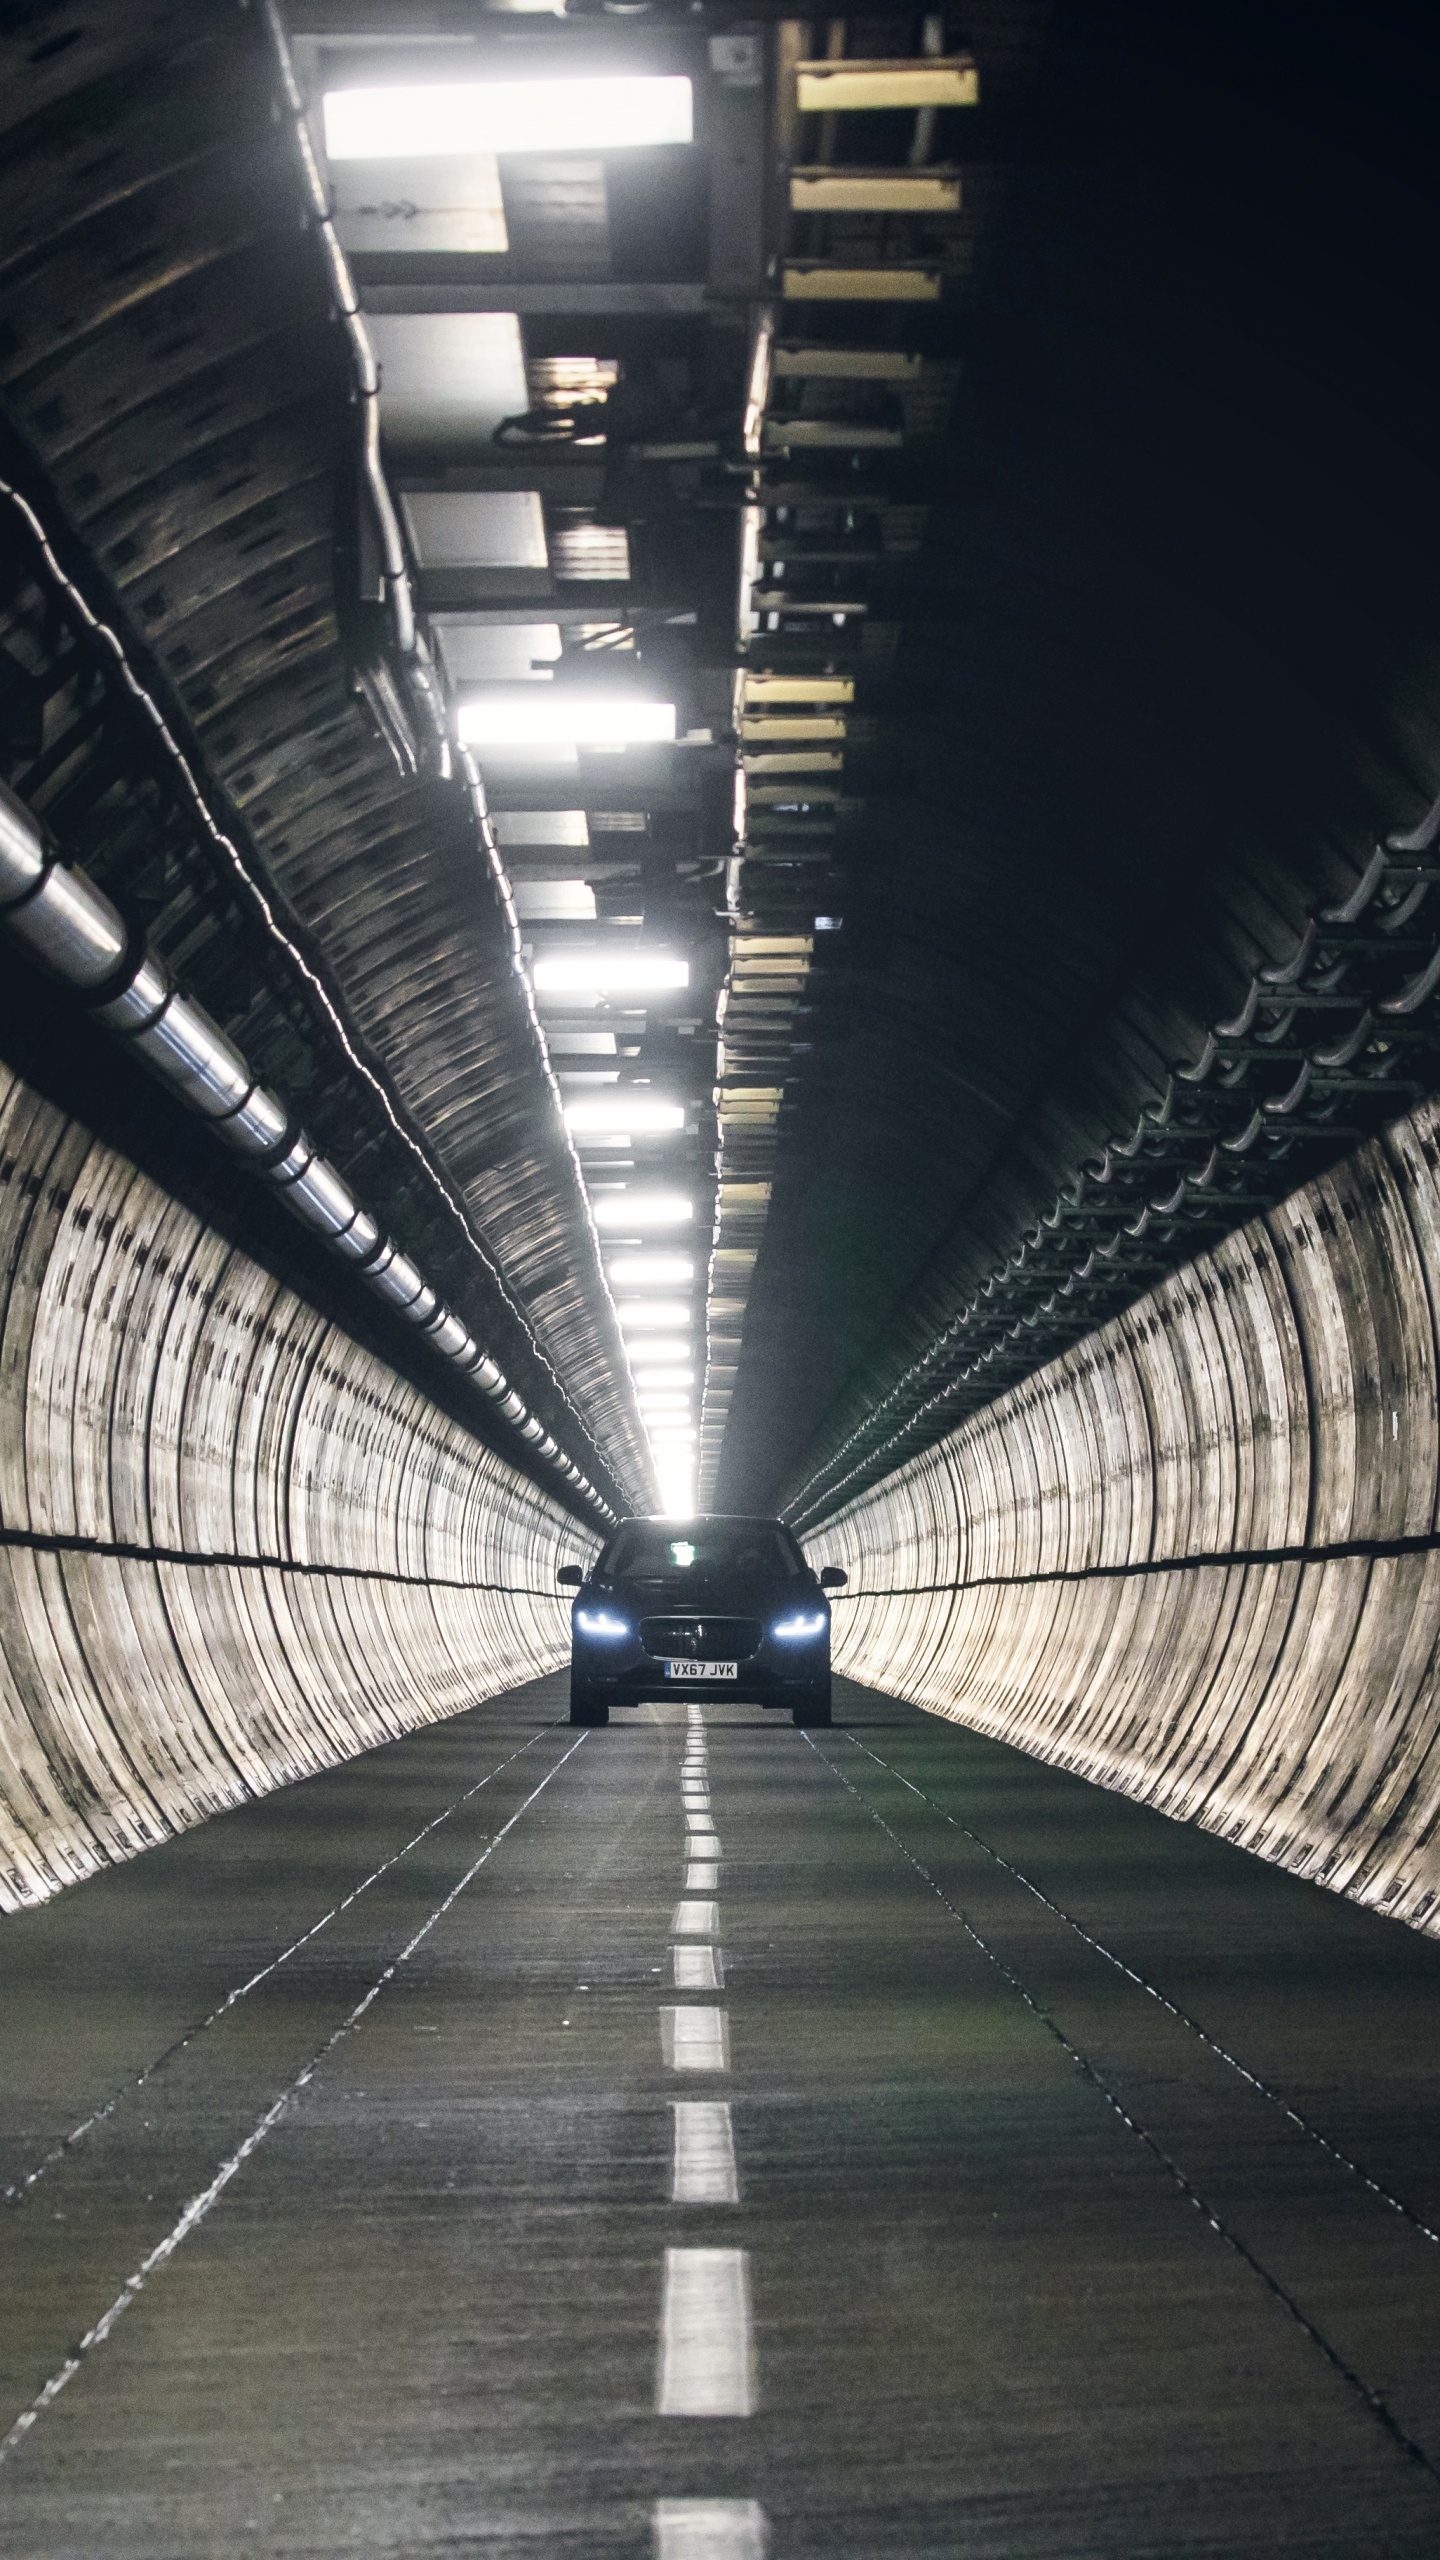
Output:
614,1513,791,1531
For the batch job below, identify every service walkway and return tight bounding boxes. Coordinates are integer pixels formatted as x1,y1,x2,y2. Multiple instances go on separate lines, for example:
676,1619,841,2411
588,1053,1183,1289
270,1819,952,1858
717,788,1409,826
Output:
4,1679,1440,2557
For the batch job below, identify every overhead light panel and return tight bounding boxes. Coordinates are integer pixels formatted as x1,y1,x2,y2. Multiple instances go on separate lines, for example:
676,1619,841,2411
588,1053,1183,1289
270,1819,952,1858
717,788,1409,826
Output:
324,76,694,161
619,1301,692,1331
565,1097,685,1136
536,954,689,996
593,1192,693,1229
457,693,676,750
608,1255,694,1287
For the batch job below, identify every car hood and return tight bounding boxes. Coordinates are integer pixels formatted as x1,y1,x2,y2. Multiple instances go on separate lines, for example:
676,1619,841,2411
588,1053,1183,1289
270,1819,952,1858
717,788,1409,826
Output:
598,1577,810,1610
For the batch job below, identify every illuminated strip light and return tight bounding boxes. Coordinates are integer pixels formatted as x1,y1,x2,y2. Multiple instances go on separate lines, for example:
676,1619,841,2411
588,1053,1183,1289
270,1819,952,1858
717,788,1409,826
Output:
737,506,763,642
608,1255,694,1287
742,308,774,459
324,76,694,160
536,955,688,995
458,695,676,749
566,1097,686,1135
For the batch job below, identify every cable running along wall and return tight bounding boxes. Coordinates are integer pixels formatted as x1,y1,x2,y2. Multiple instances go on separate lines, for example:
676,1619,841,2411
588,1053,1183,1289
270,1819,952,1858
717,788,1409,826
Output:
0,1063,589,1912
810,1098,1440,1936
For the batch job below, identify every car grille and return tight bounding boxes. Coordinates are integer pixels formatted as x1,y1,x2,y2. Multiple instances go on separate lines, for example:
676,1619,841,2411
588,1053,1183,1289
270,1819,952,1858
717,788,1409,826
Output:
640,1616,763,1661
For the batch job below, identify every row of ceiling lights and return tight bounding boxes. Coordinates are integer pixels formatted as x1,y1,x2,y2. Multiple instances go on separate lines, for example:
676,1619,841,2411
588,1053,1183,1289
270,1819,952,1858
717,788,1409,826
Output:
319,61,713,1516
533,936,701,1513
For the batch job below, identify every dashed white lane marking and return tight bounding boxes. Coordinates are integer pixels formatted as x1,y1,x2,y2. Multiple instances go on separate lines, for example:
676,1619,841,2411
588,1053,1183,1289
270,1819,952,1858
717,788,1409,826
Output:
673,1945,724,1990
686,1831,721,1856
2,1721,561,2209
685,1862,720,1892
672,1899,718,1937
671,2102,739,2204
658,2248,755,2415
654,2499,767,2558
661,2007,730,2072
0,1734,588,2468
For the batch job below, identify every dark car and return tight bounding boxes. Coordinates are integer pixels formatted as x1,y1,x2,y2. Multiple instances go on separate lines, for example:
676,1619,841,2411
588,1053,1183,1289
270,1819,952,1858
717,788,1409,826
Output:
557,1514,847,1728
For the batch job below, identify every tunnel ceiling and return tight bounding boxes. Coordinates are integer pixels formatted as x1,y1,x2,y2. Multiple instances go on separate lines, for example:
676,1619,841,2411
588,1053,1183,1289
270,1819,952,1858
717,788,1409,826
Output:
3,0,1440,1530
718,0,1440,1519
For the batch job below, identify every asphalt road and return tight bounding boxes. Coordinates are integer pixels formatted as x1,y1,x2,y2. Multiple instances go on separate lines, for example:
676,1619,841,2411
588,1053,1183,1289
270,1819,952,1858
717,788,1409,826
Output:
5,1674,1440,2557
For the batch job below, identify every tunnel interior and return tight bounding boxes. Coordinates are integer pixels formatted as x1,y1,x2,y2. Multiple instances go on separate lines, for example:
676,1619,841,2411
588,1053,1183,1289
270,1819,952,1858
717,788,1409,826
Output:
3,1,1440,2551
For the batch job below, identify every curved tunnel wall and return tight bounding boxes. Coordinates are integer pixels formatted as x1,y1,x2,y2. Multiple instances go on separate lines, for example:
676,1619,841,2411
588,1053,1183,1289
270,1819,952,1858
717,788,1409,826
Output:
0,1059,585,1913
812,1097,1440,1936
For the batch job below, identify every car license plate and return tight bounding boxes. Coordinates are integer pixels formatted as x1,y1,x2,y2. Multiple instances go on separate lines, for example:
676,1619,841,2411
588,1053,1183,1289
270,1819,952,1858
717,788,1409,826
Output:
665,1659,737,1681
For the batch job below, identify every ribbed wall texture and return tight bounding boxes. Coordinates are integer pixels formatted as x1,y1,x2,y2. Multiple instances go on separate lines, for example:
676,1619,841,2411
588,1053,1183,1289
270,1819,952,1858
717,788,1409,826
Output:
0,1061,581,1913
812,1097,1440,1936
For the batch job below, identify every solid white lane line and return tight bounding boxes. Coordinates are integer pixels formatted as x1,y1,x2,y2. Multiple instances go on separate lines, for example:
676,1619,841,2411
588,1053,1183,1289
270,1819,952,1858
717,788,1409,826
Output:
672,1900,718,1937
654,2501,767,2560
0,1734,588,2467
671,2101,739,2204
660,2007,730,2072
685,1863,719,1892
2,1722,562,2208
658,2248,754,2415
673,1944,724,1989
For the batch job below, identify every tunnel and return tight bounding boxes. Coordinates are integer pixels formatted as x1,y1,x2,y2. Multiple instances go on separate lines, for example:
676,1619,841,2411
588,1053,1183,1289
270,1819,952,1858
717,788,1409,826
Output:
3,0,1440,2549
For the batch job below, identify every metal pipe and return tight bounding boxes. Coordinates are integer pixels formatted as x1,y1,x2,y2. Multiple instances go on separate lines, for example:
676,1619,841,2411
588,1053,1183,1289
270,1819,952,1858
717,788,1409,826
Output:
0,778,607,1519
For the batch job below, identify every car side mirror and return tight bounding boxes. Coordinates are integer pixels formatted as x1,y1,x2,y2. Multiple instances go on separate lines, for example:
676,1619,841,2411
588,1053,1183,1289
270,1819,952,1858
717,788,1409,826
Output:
819,1566,848,1589
557,1564,584,1588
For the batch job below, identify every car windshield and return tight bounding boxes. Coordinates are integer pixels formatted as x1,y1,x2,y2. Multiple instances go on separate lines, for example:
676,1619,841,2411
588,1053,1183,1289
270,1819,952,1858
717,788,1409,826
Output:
602,1521,803,1582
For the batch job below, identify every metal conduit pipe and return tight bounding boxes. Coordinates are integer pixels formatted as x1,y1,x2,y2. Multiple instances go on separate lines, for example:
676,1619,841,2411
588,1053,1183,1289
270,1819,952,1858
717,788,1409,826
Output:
260,0,648,1512
0,780,606,1518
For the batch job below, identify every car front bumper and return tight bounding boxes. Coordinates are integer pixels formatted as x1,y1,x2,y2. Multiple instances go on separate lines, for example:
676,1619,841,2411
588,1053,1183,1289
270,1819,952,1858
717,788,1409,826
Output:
571,1641,828,1704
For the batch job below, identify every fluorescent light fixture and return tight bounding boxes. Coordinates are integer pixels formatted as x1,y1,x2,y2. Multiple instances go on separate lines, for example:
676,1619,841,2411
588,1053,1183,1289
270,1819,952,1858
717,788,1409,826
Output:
619,1302,692,1331
324,76,694,162
536,954,688,996
456,693,676,750
634,1365,696,1384
593,1193,693,1229
565,1097,685,1136
607,1255,694,1287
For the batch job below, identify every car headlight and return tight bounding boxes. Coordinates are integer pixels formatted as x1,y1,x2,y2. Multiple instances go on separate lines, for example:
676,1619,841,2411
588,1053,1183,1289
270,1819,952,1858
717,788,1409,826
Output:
772,1610,828,1642
575,1607,631,1640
